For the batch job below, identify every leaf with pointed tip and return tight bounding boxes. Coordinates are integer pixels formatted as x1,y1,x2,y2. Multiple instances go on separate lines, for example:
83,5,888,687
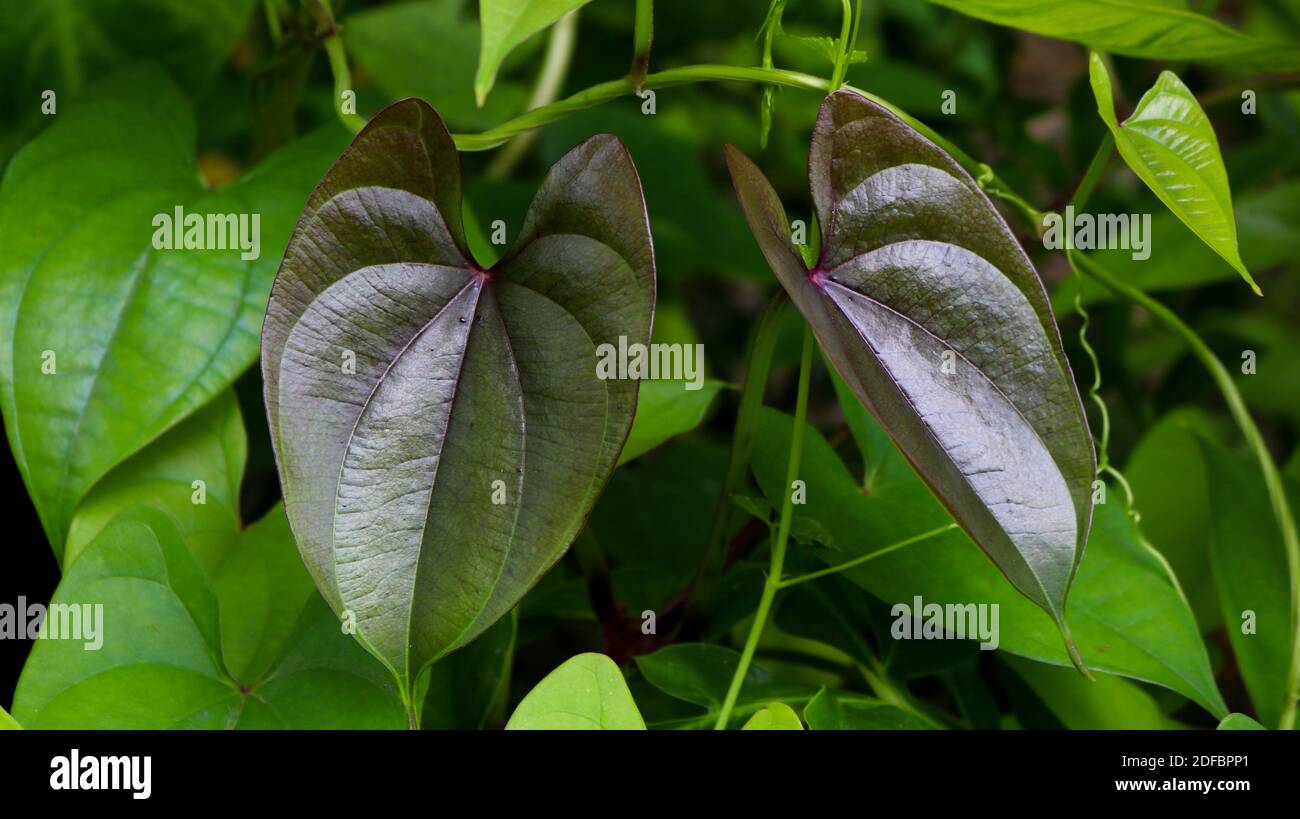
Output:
1089,54,1257,295
0,65,349,556
475,0,591,106
505,653,645,730
262,99,654,695
926,0,1300,68
1218,713,1266,730
726,90,1095,639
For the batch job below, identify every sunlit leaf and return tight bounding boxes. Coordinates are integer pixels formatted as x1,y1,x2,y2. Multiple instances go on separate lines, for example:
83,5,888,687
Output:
505,652,645,729
1089,54,1257,294
742,701,804,729
475,0,590,106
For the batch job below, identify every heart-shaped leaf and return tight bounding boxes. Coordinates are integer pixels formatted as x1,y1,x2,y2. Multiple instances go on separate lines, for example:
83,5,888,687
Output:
504,652,645,730
0,65,348,555
475,0,591,106
262,99,654,696
1089,54,1258,295
726,90,1095,643
13,507,406,729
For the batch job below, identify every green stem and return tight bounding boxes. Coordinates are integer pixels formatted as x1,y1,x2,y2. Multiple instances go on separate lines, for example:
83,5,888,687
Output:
454,65,830,150
830,0,854,90
1074,252,1300,729
685,291,790,629
486,9,579,179
713,324,814,730
630,0,653,86
319,1,366,135
1070,133,1115,212
776,523,956,588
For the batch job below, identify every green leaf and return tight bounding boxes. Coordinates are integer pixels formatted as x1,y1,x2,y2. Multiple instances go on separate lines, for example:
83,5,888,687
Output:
421,610,517,730
1199,441,1297,729
0,65,348,554
1123,408,1220,631
1004,656,1177,729
475,0,591,106
262,99,654,695
727,90,1096,634
345,0,530,131
751,408,1227,717
927,0,1300,68
13,508,406,729
618,379,724,465
64,390,246,568
803,689,931,729
505,653,645,729
0,705,19,730
635,643,820,729
1051,179,1300,310
1089,54,1257,295
742,701,804,730
1217,713,1266,730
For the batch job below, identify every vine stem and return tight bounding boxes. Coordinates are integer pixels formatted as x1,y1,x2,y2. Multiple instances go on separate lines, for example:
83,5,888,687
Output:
630,0,653,86
1073,251,1300,729
713,323,814,730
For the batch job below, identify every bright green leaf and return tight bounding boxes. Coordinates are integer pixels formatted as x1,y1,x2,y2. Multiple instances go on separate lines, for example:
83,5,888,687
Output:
928,1,1300,68
1089,54,1257,294
505,653,645,729
0,65,347,553
619,379,724,465
64,390,246,568
742,701,804,729
13,508,406,729
0,705,19,730
476,0,591,106
1217,713,1266,730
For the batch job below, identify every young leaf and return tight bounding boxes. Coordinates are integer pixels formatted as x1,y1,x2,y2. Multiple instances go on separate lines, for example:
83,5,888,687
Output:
752,408,1227,717
727,90,1095,643
926,0,1300,68
261,99,654,696
618,379,724,465
0,65,348,554
476,0,591,106
742,702,804,730
1089,54,1258,295
802,689,931,730
13,508,406,729
505,653,645,729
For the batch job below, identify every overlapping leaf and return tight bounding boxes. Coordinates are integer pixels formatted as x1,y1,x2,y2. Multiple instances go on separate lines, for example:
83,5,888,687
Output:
262,98,654,695
0,65,348,555
1089,54,1257,294
727,90,1095,635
